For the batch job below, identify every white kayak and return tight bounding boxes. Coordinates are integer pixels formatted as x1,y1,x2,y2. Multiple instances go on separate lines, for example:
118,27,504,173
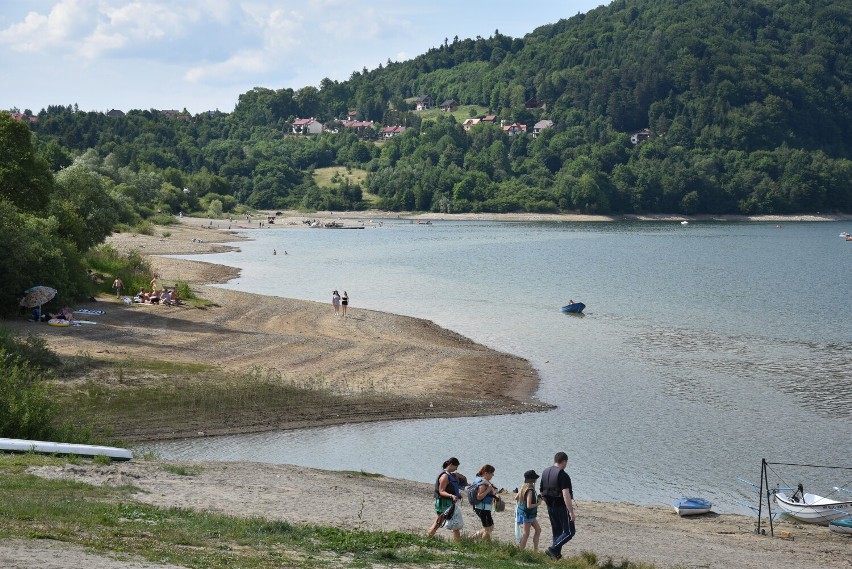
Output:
0,437,132,461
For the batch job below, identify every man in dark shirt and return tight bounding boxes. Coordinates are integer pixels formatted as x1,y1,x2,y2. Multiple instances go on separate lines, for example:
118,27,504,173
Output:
539,451,576,560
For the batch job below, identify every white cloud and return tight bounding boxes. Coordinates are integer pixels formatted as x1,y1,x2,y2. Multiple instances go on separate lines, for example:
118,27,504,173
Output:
0,0,90,52
185,49,269,84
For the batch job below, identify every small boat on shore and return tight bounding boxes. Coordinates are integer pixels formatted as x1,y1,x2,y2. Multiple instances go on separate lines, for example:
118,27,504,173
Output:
829,517,852,534
0,437,133,461
561,302,585,314
774,488,852,525
674,497,712,516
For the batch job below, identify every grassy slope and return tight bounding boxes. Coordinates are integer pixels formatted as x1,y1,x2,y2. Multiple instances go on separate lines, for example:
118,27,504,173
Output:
0,454,653,569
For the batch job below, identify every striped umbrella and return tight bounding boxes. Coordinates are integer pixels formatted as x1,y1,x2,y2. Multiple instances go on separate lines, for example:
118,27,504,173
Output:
20,286,58,308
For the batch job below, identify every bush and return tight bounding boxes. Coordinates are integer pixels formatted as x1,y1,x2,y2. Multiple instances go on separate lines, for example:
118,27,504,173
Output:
85,246,153,297
174,280,196,300
0,329,61,369
147,214,178,226
0,328,94,443
135,221,155,235
0,353,57,439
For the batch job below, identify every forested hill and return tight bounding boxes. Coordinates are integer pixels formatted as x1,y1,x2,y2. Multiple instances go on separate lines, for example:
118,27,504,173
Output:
21,0,852,215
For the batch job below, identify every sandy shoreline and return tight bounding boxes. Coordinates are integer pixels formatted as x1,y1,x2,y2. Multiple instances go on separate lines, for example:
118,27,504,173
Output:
2,221,545,441
179,209,852,228
2,215,850,568
4,459,849,569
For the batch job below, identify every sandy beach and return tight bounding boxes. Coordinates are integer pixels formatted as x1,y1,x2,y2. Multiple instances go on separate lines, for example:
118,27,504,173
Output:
5,459,850,569
2,214,850,568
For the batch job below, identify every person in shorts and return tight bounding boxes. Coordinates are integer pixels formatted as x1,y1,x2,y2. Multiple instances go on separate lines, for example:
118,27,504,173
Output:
516,469,542,550
427,457,462,541
471,464,500,540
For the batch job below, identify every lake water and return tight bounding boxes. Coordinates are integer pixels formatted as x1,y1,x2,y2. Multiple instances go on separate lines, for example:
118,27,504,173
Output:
147,220,852,512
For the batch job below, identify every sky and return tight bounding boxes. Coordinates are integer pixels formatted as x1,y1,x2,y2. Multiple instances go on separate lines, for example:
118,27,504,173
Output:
1,0,607,115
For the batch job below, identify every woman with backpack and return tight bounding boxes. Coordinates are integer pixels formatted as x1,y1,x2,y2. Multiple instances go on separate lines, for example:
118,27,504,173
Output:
470,464,500,540
427,457,463,541
516,470,542,551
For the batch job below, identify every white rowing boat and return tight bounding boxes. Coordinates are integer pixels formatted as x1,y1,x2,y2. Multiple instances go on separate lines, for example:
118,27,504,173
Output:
774,490,852,525
0,437,132,461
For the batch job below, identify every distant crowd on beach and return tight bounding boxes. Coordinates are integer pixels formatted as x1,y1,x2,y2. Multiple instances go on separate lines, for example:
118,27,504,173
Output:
427,452,576,561
126,275,182,306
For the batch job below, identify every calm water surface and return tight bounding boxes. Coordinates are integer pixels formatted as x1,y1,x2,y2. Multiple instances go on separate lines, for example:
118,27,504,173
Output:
148,221,852,512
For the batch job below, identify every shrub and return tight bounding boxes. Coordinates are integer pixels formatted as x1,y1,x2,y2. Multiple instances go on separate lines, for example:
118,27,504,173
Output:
0,353,58,439
174,280,196,300
85,245,153,296
0,329,61,369
148,214,178,226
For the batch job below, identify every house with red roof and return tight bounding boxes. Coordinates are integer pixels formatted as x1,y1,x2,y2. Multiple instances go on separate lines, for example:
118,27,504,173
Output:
502,122,527,137
380,125,407,138
340,119,376,138
292,117,324,135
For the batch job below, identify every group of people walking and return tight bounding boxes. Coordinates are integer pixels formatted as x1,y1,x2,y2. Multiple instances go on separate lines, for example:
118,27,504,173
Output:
331,290,349,317
427,452,576,560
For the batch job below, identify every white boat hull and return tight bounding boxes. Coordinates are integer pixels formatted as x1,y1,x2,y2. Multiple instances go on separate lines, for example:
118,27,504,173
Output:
774,492,852,525
0,437,132,461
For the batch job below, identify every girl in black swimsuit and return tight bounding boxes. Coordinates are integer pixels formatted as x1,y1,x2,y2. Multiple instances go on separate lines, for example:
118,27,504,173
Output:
341,291,349,317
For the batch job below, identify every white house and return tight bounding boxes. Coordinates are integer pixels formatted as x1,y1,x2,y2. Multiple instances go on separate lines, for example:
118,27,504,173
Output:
292,117,324,135
532,119,554,138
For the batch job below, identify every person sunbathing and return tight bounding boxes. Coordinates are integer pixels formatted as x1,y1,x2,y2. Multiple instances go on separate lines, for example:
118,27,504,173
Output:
49,307,73,321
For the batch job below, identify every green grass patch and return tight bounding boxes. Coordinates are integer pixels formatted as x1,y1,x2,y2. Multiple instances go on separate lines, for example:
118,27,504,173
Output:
162,464,202,476
52,366,402,441
417,105,491,125
313,166,368,188
0,454,656,568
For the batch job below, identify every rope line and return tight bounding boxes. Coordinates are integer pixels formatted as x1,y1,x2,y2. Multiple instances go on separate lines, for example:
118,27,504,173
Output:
766,462,852,470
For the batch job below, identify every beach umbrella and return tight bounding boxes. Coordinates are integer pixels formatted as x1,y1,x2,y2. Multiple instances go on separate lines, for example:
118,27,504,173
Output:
20,286,57,309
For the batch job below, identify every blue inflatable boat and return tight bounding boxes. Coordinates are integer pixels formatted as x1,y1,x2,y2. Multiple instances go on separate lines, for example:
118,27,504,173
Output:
561,302,585,314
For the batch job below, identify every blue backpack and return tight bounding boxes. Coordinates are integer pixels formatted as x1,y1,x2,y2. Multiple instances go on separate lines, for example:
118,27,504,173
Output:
467,480,486,505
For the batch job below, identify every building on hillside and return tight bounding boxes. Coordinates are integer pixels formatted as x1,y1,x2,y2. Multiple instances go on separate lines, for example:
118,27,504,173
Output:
532,119,554,138
292,117,324,135
480,115,498,124
462,118,481,131
340,119,376,137
106,109,125,118
440,99,459,112
630,128,651,144
380,125,407,138
415,95,434,111
502,122,527,137
8,112,37,123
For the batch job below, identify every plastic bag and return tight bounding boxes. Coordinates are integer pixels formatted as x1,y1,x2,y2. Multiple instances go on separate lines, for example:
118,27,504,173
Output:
494,497,506,512
514,503,523,543
444,502,464,530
